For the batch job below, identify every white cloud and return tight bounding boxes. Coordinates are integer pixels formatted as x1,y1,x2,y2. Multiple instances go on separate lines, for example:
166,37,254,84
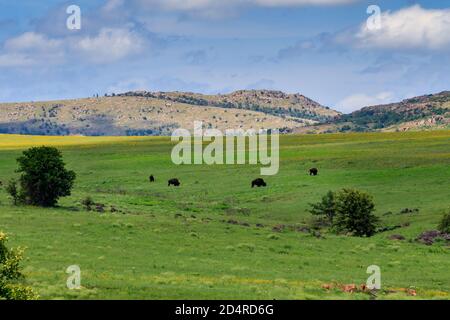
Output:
0,32,64,67
351,5,450,50
0,27,147,68
4,32,62,52
337,92,394,113
75,28,145,63
278,5,450,60
0,53,36,67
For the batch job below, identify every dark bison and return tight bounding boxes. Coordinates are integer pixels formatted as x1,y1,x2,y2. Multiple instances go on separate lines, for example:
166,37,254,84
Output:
252,178,267,188
309,168,319,176
149,175,155,182
168,178,181,187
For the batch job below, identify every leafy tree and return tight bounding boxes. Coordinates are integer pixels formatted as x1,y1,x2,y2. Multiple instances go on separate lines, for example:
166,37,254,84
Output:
309,191,336,223
0,231,38,300
333,189,379,237
438,210,450,234
16,146,76,207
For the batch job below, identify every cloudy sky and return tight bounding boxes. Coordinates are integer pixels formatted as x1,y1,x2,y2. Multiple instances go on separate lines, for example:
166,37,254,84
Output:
0,0,449,112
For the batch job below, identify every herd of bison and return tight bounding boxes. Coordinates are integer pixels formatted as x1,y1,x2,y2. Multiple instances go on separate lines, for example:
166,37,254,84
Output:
157,168,319,188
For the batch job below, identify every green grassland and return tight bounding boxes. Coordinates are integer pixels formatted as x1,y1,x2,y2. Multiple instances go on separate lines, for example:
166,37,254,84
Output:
0,131,449,300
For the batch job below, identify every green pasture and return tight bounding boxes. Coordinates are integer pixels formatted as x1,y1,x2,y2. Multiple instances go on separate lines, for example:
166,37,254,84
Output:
0,131,449,299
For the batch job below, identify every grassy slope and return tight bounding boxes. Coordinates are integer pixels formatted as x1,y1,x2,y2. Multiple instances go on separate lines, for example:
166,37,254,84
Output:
0,131,449,300
0,95,314,136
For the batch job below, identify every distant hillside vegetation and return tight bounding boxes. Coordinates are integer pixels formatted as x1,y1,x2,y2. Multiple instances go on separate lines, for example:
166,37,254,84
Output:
1,90,449,136
119,90,338,123
296,91,450,134
0,90,338,136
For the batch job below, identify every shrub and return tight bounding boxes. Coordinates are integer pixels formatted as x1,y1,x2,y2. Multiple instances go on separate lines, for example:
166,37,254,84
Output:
309,191,336,223
16,146,76,207
333,189,379,237
0,231,38,300
438,211,450,234
5,179,21,206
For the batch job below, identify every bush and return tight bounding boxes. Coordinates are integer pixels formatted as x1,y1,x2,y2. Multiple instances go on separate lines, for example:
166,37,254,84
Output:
0,231,38,300
309,191,336,223
16,146,76,207
5,179,21,206
438,211,450,233
333,189,379,237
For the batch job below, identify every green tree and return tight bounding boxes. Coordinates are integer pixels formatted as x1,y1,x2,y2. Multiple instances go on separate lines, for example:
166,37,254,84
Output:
309,191,336,223
333,189,379,237
0,231,38,300
16,146,76,207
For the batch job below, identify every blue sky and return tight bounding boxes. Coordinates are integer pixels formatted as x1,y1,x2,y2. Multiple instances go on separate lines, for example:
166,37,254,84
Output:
0,0,449,112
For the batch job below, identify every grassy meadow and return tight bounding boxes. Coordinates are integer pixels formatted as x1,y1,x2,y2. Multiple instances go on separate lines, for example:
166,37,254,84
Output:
0,131,449,300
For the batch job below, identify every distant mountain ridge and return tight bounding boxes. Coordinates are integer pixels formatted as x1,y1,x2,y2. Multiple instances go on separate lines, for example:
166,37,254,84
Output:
0,90,338,136
0,90,449,136
118,90,338,122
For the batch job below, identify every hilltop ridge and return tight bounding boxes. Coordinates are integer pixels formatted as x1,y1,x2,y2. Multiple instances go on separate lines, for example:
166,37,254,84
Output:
0,89,449,136
0,90,338,136
296,91,450,134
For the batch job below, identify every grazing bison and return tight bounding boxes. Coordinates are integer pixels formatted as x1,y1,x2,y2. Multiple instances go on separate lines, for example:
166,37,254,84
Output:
149,175,155,182
252,178,267,188
168,178,181,187
309,168,319,176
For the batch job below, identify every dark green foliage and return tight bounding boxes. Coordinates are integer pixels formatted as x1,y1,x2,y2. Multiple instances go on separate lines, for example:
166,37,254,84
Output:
16,146,76,207
211,101,330,122
309,189,379,237
5,179,20,206
339,125,352,132
438,210,450,233
339,105,448,130
309,191,336,223
333,189,379,237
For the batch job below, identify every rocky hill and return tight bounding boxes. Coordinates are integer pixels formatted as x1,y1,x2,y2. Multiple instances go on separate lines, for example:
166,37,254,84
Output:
297,91,450,134
1,90,448,136
0,90,339,136
120,90,338,122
